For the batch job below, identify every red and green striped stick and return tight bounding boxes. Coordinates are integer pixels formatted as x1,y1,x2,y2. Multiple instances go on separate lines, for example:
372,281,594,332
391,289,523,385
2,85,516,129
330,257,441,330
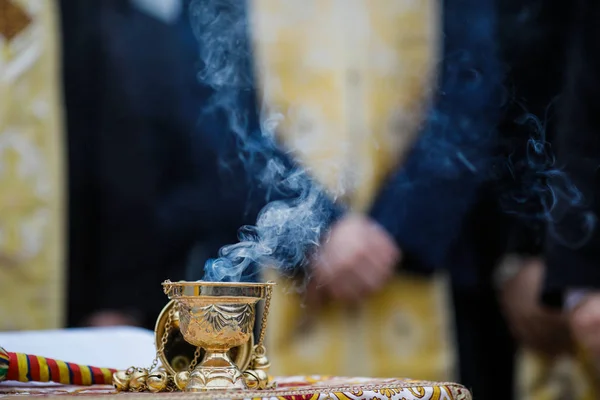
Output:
0,346,116,385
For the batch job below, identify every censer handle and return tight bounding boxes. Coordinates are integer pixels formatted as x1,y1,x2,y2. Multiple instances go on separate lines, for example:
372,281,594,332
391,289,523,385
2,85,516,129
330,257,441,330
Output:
0,346,116,385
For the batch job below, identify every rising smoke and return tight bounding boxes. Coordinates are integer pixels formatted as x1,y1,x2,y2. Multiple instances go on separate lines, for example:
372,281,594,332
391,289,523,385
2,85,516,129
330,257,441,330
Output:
501,107,595,248
188,0,594,283
189,0,340,282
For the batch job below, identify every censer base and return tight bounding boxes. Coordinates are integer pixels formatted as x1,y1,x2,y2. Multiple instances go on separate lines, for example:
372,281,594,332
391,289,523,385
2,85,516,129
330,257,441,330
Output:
185,351,247,392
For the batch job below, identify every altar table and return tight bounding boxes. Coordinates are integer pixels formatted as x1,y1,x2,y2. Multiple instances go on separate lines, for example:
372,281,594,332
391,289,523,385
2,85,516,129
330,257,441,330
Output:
0,376,471,399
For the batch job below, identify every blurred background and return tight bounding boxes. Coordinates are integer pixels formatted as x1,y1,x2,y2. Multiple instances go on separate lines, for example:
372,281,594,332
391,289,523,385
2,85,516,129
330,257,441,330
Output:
1,0,599,399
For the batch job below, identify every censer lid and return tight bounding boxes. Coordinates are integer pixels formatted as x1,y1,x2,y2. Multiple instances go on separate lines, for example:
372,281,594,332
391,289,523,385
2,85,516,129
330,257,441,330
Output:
163,280,275,300
154,300,253,375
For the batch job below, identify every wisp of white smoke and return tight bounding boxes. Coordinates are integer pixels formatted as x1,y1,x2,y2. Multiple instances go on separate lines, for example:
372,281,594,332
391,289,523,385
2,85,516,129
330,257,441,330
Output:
188,0,338,282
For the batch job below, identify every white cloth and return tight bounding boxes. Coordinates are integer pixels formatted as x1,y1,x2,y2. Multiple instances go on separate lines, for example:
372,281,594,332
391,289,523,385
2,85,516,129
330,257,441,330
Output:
0,327,155,370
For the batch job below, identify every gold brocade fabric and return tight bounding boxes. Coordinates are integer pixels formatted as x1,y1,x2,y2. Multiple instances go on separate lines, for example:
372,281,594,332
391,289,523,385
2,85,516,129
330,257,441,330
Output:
250,0,440,211
0,0,65,329
516,349,597,400
249,0,453,381
0,376,473,399
264,274,455,381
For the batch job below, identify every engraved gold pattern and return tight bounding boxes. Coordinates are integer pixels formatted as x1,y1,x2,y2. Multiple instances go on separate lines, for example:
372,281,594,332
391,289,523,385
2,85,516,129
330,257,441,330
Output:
162,281,274,392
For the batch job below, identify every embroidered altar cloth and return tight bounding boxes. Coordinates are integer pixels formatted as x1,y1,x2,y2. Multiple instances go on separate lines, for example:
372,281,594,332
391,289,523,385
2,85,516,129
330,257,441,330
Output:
0,376,470,399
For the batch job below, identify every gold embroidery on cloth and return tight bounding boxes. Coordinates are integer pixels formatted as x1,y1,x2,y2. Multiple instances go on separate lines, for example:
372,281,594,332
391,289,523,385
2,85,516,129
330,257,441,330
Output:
250,0,453,382
5,379,469,399
251,0,440,211
0,0,65,330
0,0,31,41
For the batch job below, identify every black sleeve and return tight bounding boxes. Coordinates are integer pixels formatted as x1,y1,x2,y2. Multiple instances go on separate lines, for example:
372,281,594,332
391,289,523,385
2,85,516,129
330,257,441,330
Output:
543,0,600,306
369,0,503,270
90,7,166,322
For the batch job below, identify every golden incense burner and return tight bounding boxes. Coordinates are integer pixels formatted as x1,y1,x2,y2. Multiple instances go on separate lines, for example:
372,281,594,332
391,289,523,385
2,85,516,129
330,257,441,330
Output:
155,300,253,375
113,280,275,393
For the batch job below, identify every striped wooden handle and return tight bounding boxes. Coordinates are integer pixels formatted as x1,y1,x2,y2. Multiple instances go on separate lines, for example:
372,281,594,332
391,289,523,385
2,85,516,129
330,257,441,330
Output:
0,346,116,385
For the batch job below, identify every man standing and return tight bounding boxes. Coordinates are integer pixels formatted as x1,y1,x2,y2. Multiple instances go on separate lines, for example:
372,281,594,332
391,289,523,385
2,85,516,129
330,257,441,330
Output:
248,0,503,390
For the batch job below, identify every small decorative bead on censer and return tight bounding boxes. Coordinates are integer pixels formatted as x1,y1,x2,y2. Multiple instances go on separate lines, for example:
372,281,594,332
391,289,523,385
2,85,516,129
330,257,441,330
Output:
112,370,131,391
128,368,149,391
147,370,169,392
253,354,271,372
243,369,269,390
174,371,191,391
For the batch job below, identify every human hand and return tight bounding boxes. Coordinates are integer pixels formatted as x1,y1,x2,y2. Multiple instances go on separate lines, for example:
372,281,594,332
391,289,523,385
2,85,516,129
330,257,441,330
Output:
570,292,600,359
499,257,572,357
309,214,401,304
83,310,141,327
304,277,326,310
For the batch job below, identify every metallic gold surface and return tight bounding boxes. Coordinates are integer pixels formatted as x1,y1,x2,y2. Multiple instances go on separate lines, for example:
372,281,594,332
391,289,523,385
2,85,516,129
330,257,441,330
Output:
154,300,253,376
146,370,168,393
128,368,149,391
163,280,273,299
113,281,275,393
112,371,130,392
162,280,275,392
174,371,190,391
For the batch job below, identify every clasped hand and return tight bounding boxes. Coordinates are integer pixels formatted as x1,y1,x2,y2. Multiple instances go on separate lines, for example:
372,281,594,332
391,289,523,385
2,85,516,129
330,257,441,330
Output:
307,214,401,305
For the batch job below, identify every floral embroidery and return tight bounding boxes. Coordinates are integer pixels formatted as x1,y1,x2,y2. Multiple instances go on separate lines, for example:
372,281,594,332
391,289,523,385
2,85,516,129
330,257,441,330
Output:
373,388,401,398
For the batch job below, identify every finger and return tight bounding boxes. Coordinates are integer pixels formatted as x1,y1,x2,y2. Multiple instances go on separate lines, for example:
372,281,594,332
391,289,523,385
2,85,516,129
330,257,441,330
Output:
329,281,363,303
569,308,600,355
325,237,375,274
311,252,337,285
314,244,368,298
354,258,390,294
577,326,600,353
368,222,401,261
339,236,389,294
343,243,385,290
360,240,396,289
328,270,366,303
305,279,327,310
572,317,600,348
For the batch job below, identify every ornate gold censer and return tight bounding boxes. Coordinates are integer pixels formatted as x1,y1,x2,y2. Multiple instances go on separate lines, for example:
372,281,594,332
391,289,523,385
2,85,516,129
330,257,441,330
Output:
113,280,275,393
